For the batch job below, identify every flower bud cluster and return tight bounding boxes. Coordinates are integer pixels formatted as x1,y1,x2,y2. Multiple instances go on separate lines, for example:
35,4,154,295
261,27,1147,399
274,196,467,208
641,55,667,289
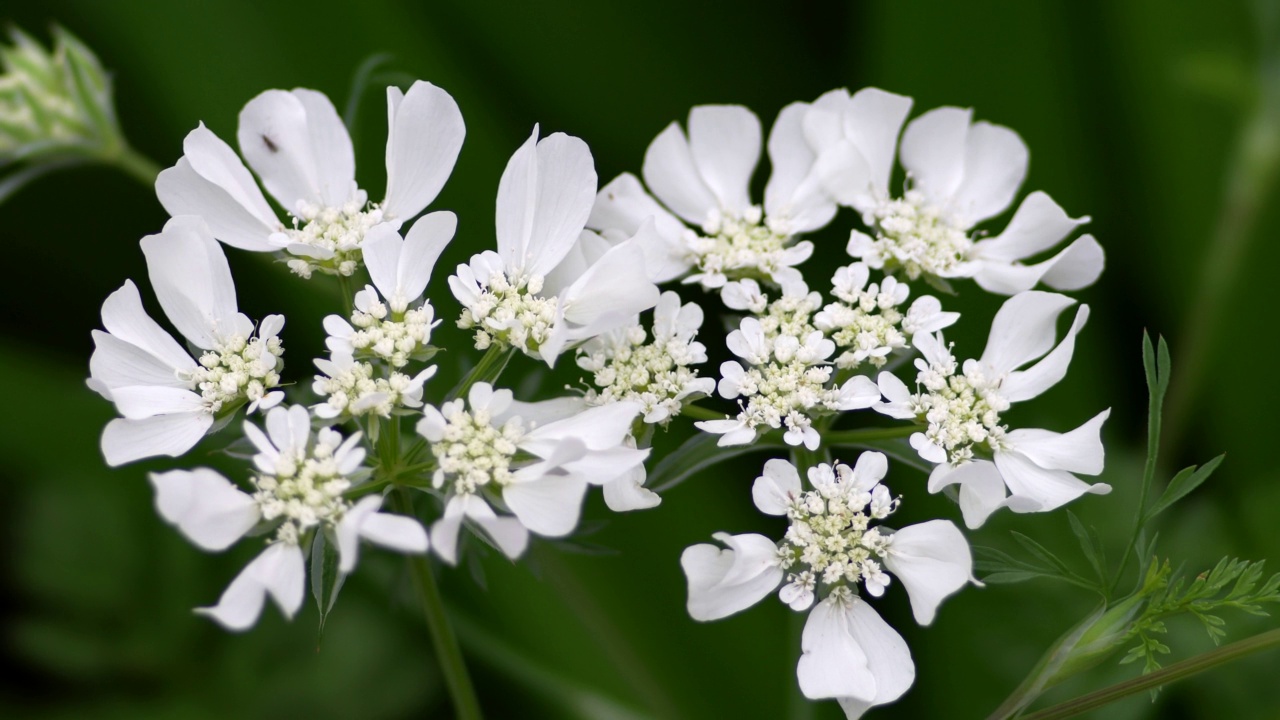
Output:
427,399,523,495
182,332,284,414
456,271,558,353
283,194,385,278
911,347,1010,464
312,353,427,419
855,190,972,280
252,426,358,545
777,462,898,609
577,323,711,425
684,207,812,289
348,288,438,368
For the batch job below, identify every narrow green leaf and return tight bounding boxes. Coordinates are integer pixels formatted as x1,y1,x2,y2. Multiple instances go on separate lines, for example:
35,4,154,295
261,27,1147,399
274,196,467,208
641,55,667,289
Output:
1011,532,1073,575
648,432,786,493
983,571,1051,585
310,529,347,638
1067,510,1107,585
1145,454,1225,520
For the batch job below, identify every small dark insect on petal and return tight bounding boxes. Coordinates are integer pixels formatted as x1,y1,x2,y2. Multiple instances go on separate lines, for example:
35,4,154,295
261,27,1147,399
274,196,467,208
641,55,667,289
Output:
262,134,279,153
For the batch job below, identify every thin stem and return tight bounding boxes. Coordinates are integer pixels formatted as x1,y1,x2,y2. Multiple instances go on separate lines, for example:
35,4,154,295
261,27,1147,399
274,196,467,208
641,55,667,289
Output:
337,275,355,317
448,345,514,401
108,143,162,186
1019,628,1280,720
393,490,483,720
678,403,727,422
823,425,921,445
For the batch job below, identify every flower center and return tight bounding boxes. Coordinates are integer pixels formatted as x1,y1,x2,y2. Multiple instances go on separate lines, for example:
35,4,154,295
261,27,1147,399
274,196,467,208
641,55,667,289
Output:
757,292,820,341
457,272,558,353
350,293,438,368
732,361,837,435
313,359,420,418
778,466,896,593
181,333,283,415
283,195,384,278
428,406,524,496
686,210,797,285
252,431,353,545
913,355,1009,464
862,191,972,279
578,325,704,422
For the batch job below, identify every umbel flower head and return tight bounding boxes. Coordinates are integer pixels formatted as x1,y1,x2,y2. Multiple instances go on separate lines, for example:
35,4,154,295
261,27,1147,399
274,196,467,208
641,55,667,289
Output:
875,290,1111,527
88,216,285,466
449,126,660,365
682,455,975,719
588,101,841,293
416,383,647,563
156,80,464,277
806,89,1104,295
149,405,427,631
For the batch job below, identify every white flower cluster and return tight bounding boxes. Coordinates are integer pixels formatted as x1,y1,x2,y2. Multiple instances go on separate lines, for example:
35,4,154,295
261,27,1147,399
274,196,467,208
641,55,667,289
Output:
683,455,974,718
186,326,285,414
698,316,878,449
855,190,973,280
312,351,433,419
282,195,386,278
326,286,438,368
814,262,957,370
427,393,522,495
577,291,715,423
903,337,1009,465
455,264,558,353
683,207,813,289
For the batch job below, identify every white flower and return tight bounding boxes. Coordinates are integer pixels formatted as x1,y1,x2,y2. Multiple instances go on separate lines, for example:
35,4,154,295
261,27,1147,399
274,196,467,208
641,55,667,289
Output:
697,316,878,450
416,383,647,563
88,216,284,466
323,212,453,366
148,405,426,631
682,454,974,719
813,262,959,370
312,350,436,419
588,102,838,292
448,127,659,365
874,291,1111,527
156,81,464,277
811,96,1103,294
577,290,715,424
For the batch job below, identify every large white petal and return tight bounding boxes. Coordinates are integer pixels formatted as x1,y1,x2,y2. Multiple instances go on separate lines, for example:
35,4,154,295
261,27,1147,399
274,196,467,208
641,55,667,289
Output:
541,239,660,364
688,105,760,218
359,224,403,302
89,329,187,391
601,465,661,512
140,216,241,350
237,89,322,213
927,461,1010,529
842,88,913,207
194,542,305,631
764,102,836,233
290,88,356,208
642,122,719,225
587,172,690,282
494,127,539,272
99,281,197,373
520,400,641,455
970,191,1087,263
752,458,802,515
995,449,1112,513
951,121,1028,227
883,520,973,625
797,596,875,701
383,81,465,222
101,413,213,467
109,385,206,419
1001,304,1089,402
181,124,279,225
899,106,972,207
1006,410,1109,475
834,598,915,717
681,533,783,621
972,233,1105,295
150,468,259,551
397,211,456,304
503,473,588,537
979,291,1076,377
337,495,430,573
156,156,278,252
527,132,597,277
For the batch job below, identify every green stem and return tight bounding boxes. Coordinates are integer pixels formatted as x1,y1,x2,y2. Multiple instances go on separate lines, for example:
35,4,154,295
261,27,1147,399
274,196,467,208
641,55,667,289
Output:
393,490,483,720
1019,628,1280,720
823,425,921,445
678,403,727,422
337,275,355,317
448,345,514,401
108,143,162,186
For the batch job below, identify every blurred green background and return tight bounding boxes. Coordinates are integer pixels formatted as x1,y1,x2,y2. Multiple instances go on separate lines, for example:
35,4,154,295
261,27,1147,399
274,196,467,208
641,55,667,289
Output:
3,1,1279,718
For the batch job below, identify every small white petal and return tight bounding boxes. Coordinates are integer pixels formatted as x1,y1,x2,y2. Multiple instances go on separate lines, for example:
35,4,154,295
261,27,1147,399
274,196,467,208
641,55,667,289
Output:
150,468,260,551
883,520,974,625
194,542,305,631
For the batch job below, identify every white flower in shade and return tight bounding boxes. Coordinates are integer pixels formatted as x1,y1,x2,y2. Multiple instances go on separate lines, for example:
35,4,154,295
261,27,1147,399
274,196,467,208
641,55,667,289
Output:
147,405,426,631
448,127,660,365
815,98,1103,294
814,262,958,370
587,102,839,292
156,81,464,278
87,216,284,467
416,383,647,564
312,350,436,419
682,454,974,719
576,290,716,424
874,291,1111,527
697,316,879,450
323,212,453,367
